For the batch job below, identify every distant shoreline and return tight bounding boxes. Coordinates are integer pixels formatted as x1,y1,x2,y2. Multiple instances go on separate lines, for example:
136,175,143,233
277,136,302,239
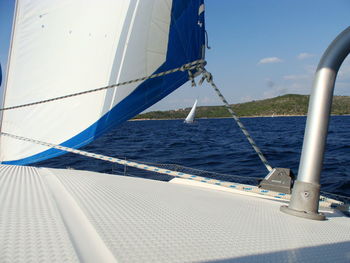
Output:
131,115,301,121
130,116,298,121
131,114,350,121
133,95,350,120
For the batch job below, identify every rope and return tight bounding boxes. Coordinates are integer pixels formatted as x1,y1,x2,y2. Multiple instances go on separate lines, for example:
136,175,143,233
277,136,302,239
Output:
0,56,272,174
1,132,347,211
199,69,273,172
123,159,261,185
0,59,206,111
1,58,347,211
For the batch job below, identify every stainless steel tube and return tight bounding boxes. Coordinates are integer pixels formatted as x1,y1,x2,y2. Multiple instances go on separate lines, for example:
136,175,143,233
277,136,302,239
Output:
299,27,350,183
281,27,350,220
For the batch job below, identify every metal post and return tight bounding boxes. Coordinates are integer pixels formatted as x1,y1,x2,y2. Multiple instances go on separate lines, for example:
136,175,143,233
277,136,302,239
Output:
281,27,350,220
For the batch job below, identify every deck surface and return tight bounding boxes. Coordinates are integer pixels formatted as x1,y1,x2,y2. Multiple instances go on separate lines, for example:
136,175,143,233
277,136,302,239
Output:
0,164,349,262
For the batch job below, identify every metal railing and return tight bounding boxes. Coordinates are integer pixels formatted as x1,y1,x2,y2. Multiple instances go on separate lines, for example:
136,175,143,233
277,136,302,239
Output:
281,27,350,220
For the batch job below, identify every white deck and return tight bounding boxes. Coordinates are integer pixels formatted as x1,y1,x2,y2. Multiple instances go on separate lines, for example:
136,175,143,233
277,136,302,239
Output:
0,164,349,262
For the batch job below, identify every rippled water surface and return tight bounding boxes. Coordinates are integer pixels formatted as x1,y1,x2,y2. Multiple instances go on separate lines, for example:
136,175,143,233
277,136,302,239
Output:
37,116,350,197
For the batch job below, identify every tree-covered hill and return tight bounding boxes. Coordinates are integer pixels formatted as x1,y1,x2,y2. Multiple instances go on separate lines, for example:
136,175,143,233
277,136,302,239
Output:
134,94,350,120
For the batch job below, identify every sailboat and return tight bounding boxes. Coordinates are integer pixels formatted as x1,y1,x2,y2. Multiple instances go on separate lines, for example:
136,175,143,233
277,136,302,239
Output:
184,99,198,123
0,1,349,262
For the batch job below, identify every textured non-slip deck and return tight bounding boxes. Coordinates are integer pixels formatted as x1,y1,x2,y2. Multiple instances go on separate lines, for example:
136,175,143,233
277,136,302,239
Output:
0,165,79,262
0,164,349,262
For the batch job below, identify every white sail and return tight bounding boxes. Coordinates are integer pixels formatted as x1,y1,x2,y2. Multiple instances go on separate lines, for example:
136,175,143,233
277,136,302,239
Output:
184,99,198,123
0,0,206,164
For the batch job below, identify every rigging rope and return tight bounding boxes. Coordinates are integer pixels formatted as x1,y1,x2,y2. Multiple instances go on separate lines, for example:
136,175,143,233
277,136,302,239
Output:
1,131,347,211
0,57,272,177
0,57,348,211
0,59,206,111
198,69,273,172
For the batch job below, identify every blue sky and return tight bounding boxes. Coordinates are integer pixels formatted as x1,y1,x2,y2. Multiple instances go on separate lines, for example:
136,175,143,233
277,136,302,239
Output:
1,0,349,111
0,0,14,85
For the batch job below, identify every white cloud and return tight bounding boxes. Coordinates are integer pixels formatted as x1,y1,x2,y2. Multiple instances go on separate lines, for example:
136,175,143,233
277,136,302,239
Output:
258,57,283,64
283,74,309,80
297,52,314,60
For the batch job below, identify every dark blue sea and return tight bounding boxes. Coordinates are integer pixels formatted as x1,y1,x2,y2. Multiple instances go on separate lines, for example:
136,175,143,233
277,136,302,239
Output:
37,116,350,197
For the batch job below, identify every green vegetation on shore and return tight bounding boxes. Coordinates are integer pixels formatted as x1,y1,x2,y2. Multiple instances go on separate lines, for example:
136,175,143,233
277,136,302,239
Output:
134,94,350,120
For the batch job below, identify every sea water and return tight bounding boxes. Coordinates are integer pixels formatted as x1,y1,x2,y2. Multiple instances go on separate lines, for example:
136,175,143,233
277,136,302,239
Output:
37,116,350,197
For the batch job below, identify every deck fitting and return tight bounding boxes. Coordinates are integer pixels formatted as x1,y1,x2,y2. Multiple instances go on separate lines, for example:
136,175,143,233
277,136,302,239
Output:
281,181,325,220
259,168,294,194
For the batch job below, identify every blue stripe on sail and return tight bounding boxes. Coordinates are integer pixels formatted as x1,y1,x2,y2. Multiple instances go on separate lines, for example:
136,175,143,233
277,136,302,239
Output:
4,0,205,165
0,63,2,86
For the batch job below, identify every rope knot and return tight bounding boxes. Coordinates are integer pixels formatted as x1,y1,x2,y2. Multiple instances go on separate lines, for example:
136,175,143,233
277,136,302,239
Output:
179,65,187,72
199,69,212,86
188,71,196,87
185,60,207,87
